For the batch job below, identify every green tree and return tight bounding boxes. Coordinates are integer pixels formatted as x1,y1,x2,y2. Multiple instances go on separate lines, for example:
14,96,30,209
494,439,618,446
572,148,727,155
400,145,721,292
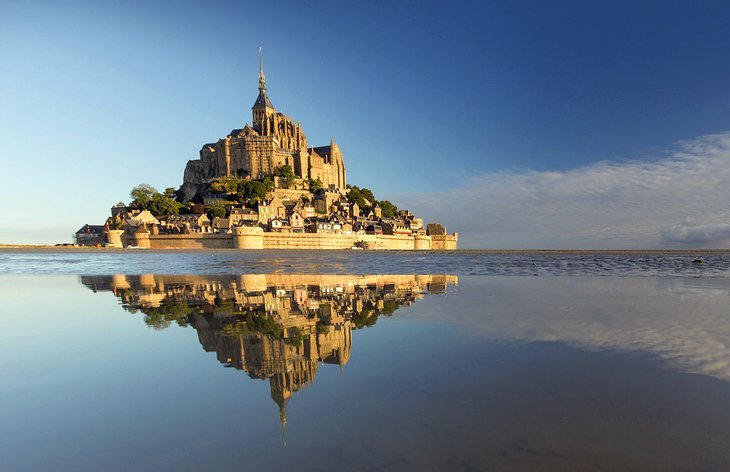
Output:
129,184,158,210
209,179,226,193
360,188,376,205
378,200,398,218
381,299,400,315
307,178,323,193
206,203,227,219
147,193,181,216
347,186,371,215
209,177,241,194
242,180,268,205
273,164,295,188
273,164,294,178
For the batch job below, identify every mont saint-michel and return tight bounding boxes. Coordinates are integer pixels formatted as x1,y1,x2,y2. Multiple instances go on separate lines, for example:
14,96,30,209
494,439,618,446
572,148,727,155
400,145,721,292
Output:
87,54,457,250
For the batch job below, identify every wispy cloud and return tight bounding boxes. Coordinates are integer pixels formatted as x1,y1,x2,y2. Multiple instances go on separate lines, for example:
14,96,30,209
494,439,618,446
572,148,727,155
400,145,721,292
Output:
415,278,730,381
400,132,730,248
661,222,730,245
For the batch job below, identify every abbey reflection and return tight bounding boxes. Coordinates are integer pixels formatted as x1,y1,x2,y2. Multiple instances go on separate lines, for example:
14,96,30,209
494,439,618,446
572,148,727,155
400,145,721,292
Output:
80,274,457,431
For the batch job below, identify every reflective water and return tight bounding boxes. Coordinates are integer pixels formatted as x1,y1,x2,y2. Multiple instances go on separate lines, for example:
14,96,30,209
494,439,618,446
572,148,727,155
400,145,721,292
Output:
3,249,730,276
2,274,730,471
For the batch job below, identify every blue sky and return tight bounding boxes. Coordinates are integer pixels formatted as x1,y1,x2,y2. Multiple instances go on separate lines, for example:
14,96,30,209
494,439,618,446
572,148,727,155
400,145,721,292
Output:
2,0,730,247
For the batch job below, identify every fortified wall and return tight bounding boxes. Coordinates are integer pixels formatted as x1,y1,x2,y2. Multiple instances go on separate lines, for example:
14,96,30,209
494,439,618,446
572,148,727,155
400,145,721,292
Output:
107,228,457,250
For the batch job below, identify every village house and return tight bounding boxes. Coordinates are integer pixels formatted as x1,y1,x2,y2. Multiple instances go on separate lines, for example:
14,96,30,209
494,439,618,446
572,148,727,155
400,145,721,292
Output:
365,223,383,235
289,211,305,233
160,213,211,233
269,218,292,233
230,207,259,226
212,217,231,233
314,190,341,214
372,203,382,219
127,210,160,228
120,210,161,237
308,218,342,234
407,217,424,234
74,224,106,246
381,219,411,236
285,200,316,220
258,195,285,224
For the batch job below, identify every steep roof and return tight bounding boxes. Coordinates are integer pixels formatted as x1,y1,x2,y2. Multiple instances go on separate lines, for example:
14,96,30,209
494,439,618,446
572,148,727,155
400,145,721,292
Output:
130,210,160,226
312,145,332,158
426,223,446,236
75,224,105,235
252,90,274,110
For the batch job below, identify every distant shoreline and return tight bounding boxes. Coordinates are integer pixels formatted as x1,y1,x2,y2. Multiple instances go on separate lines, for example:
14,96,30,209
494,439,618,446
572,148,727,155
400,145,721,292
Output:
1,245,728,255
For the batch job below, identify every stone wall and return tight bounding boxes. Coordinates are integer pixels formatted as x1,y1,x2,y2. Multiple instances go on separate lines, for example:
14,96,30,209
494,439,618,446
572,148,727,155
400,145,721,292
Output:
430,234,459,250
263,232,361,249
147,233,233,249
116,230,458,250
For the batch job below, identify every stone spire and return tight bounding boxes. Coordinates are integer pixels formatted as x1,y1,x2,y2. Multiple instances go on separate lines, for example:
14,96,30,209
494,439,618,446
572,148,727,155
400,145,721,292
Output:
258,46,266,93
252,47,274,127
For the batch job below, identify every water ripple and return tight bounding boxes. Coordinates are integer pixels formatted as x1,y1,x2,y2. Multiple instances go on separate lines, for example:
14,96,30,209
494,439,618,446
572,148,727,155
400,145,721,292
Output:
2,250,730,276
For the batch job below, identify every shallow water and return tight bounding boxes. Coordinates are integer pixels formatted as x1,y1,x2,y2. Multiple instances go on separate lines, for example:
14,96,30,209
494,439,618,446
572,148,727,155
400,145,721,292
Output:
1,273,730,471
2,250,730,276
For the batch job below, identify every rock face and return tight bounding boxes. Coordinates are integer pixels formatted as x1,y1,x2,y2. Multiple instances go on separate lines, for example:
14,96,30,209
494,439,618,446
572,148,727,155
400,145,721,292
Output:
182,55,346,197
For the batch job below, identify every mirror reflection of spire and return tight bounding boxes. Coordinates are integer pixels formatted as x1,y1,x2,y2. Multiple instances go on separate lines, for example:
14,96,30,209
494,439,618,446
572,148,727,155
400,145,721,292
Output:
79,274,458,445
280,403,287,447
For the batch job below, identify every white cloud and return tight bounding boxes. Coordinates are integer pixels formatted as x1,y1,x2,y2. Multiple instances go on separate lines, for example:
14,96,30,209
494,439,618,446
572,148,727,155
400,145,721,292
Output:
661,222,730,244
412,278,730,381
399,132,730,248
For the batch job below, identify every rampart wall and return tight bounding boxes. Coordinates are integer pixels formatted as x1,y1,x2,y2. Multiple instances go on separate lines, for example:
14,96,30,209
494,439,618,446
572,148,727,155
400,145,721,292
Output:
116,230,457,250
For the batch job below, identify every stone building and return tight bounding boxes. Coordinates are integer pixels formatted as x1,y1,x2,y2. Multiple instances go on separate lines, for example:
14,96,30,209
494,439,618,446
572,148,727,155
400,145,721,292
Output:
74,224,106,246
181,51,346,199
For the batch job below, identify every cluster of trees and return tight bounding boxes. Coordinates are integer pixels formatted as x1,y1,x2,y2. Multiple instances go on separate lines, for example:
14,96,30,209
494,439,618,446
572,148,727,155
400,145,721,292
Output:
129,184,182,216
125,175,401,221
128,183,229,220
307,178,323,193
351,299,401,329
209,176,273,206
346,185,398,218
273,164,295,188
141,300,196,330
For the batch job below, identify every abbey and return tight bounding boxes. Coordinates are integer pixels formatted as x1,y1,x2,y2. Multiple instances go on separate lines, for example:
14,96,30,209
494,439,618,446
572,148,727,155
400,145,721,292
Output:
98,52,458,250
181,52,346,196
